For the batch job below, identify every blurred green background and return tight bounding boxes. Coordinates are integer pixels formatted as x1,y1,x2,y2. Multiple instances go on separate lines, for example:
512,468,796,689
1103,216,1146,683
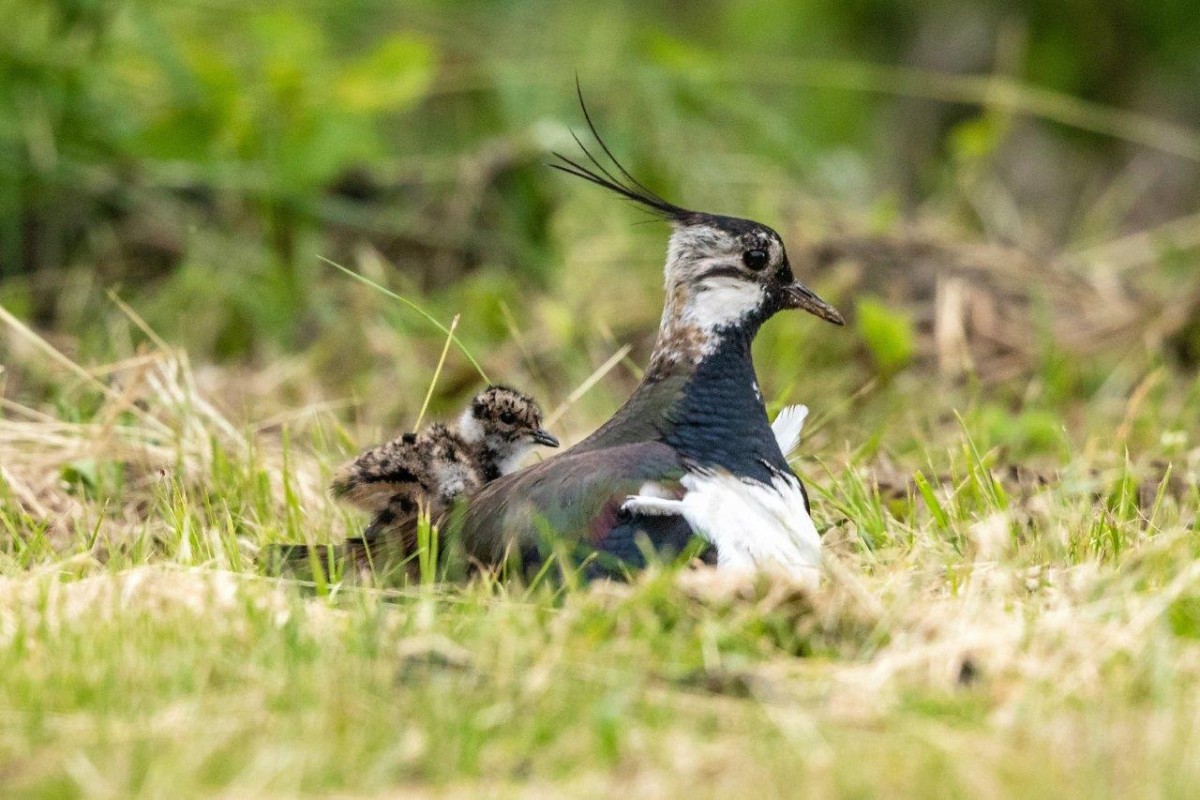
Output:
3,0,1199,435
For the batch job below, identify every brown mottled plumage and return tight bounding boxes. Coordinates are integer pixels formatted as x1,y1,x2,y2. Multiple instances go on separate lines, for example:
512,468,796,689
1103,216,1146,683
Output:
328,385,558,562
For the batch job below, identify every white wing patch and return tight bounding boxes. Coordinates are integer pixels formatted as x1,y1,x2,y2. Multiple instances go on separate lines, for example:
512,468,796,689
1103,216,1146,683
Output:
770,404,809,460
635,481,679,501
622,470,821,587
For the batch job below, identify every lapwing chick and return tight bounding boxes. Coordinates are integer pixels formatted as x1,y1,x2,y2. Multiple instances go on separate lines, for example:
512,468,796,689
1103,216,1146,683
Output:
455,384,562,483
330,385,559,536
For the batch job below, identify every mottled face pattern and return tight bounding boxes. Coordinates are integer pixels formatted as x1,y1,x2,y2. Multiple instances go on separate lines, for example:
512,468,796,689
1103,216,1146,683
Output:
665,216,790,329
661,214,844,336
458,385,559,461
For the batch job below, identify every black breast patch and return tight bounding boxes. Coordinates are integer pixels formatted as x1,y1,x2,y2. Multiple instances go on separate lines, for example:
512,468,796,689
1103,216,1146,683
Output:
661,326,793,484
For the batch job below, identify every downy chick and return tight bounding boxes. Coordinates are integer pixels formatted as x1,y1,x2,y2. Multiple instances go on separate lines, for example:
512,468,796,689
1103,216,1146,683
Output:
331,385,559,541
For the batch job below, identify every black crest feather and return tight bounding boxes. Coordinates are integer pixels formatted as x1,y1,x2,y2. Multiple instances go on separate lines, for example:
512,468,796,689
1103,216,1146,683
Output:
550,80,690,221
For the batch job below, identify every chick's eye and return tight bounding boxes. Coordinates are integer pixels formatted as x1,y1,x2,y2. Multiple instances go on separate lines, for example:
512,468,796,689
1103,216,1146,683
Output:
743,249,769,271
499,412,517,425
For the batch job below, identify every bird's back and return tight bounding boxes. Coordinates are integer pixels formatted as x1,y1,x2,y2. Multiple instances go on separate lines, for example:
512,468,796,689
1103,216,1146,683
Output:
330,433,433,515
454,438,698,573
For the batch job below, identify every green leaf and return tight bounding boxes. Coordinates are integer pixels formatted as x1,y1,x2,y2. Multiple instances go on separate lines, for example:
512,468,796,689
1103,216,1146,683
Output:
949,113,1005,163
641,32,716,72
61,458,98,491
855,296,915,373
337,35,435,113
914,470,950,529
1168,597,1200,640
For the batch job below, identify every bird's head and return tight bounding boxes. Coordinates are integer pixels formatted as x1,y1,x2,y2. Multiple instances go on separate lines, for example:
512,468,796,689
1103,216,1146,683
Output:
551,88,843,342
662,212,843,332
458,385,559,473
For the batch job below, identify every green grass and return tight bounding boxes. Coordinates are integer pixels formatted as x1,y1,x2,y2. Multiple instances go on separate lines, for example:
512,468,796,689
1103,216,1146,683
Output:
1,268,1199,797
4,3,1200,795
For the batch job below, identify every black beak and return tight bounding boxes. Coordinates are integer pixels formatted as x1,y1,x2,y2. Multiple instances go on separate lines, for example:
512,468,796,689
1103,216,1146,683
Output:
778,282,844,325
531,428,560,448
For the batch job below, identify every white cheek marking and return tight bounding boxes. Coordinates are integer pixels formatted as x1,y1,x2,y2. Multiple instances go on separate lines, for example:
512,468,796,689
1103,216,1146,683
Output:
666,225,725,278
681,277,765,332
457,409,483,444
768,237,783,264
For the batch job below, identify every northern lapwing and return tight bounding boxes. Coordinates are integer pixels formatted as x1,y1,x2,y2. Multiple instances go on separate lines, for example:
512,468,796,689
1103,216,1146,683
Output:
450,99,844,583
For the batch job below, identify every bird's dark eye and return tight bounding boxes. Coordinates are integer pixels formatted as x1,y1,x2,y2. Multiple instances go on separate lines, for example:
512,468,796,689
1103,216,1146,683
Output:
743,249,769,271
499,411,517,425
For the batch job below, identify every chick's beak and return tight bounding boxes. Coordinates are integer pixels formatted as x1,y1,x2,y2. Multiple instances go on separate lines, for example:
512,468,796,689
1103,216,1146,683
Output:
778,281,844,325
531,428,560,448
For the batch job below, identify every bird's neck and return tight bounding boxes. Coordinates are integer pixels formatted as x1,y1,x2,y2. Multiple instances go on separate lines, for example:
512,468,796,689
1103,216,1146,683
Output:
644,282,764,381
660,323,789,482
453,415,502,482
474,444,503,482
575,291,786,481
571,287,722,451
472,439,530,482
645,287,710,381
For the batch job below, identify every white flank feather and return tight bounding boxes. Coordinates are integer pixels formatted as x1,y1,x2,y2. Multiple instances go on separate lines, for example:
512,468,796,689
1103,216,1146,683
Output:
770,404,809,459
622,470,821,588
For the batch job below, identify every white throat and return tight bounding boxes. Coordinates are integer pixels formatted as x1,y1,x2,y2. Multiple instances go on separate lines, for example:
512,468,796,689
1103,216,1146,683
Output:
495,442,533,476
678,276,765,333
